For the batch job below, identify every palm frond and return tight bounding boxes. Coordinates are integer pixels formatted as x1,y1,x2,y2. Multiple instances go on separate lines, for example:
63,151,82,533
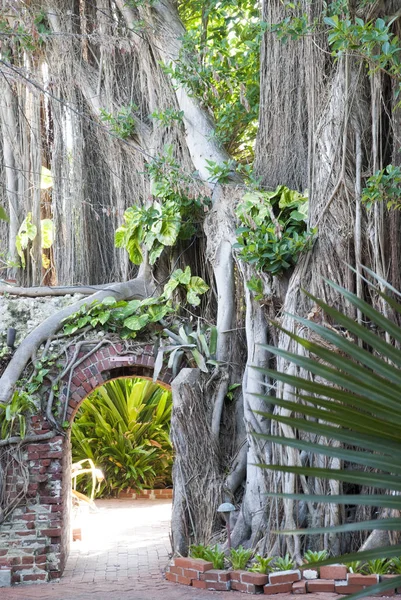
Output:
255,277,401,598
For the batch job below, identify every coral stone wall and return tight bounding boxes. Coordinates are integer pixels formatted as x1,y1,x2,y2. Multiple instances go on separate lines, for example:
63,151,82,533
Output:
0,343,173,586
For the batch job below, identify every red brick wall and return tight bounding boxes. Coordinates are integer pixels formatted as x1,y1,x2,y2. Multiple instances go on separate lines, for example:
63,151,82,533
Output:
0,343,173,586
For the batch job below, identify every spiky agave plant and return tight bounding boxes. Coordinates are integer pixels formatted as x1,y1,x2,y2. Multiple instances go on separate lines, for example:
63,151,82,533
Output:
255,272,401,598
71,377,173,496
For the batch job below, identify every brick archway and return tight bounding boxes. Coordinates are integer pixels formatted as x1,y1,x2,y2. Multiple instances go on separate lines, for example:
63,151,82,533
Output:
60,343,173,423
0,341,176,586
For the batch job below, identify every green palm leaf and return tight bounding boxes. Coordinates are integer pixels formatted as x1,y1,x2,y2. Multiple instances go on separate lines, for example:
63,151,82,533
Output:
71,377,173,496
255,276,401,599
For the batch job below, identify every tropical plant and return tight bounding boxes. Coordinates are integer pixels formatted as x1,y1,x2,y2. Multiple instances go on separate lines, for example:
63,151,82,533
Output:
345,561,364,574
15,213,54,268
256,273,401,597
303,549,328,564
229,546,253,570
71,378,173,496
274,554,294,571
62,268,209,339
234,186,315,276
364,559,391,575
99,103,138,139
189,543,225,569
154,320,218,379
62,295,174,339
248,555,275,574
390,558,401,575
0,391,36,439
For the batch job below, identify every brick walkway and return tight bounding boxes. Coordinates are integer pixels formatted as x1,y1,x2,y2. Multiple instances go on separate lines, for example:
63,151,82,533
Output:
2,497,242,599
0,500,369,600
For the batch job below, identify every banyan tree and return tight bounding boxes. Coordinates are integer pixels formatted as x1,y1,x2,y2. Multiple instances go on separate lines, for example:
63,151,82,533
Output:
1,0,401,562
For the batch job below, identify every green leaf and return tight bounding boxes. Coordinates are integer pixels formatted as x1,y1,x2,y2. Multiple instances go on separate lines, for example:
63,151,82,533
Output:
177,266,191,285
41,219,54,249
16,213,38,267
124,313,150,331
147,304,170,322
101,296,118,306
209,326,217,357
188,276,210,295
126,238,143,264
156,214,181,246
149,243,164,265
186,290,201,306
163,278,180,300
0,206,9,222
40,166,53,189
191,348,208,372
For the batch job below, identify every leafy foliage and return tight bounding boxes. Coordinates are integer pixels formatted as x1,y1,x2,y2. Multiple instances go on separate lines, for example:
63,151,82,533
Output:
168,0,262,160
364,559,391,575
150,108,184,126
116,147,211,265
390,558,401,575
63,268,209,338
274,554,295,571
256,274,401,597
189,543,225,569
71,378,173,496
345,561,364,574
99,103,138,139
303,549,328,564
115,201,181,265
270,8,401,99
155,320,218,379
62,295,174,338
15,213,55,268
248,555,275,574
229,546,253,570
0,391,36,439
162,266,209,307
362,165,401,210
234,186,315,276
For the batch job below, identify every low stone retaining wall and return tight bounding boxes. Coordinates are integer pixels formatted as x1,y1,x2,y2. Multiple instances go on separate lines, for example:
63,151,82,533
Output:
165,558,400,596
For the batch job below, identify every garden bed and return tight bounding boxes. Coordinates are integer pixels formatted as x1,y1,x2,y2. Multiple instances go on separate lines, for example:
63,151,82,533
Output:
165,558,401,596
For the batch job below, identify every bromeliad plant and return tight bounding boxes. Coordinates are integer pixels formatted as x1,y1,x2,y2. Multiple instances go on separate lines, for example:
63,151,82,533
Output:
248,555,275,574
71,378,173,496
256,271,401,598
274,554,295,571
189,543,225,569
154,319,218,379
303,549,328,564
229,546,253,570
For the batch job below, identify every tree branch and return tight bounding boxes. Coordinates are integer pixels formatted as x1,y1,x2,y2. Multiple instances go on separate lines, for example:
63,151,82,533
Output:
0,277,153,404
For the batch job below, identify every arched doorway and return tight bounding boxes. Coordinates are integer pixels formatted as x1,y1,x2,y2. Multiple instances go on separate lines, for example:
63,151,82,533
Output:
64,375,173,584
58,344,174,579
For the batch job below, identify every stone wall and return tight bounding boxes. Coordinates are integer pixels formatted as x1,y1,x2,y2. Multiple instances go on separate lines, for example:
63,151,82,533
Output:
0,294,81,348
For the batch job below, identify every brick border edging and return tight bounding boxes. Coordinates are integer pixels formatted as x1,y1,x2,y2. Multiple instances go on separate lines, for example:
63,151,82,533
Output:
165,559,400,596
118,489,173,500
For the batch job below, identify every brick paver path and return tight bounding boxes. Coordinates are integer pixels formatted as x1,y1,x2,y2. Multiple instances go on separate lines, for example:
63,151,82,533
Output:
0,500,366,600
2,497,242,599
